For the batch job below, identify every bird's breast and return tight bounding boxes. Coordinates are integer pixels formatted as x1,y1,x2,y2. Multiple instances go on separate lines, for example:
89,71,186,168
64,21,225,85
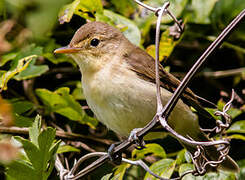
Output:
81,60,198,138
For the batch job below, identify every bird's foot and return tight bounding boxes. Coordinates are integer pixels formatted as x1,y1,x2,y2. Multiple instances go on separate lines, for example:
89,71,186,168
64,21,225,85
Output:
108,142,122,165
128,128,146,150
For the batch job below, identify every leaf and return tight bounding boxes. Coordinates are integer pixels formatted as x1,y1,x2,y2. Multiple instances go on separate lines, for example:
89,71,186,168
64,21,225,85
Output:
101,173,113,180
59,0,103,23
14,114,35,128
113,163,131,180
176,149,186,165
146,29,181,61
59,0,82,23
0,52,17,67
14,136,41,171
1,44,49,82
110,0,136,17
187,0,218,24
144,159,176,179
72,81,85,100
132,143,166,160
237,159,245,180
14,59,49,80
227,120,245,134
6,160,39,180
11,115,61,180
42,39,76,65
0,55,36,91
11,100,34,115
228,134,245,141
96,10,141,46
9,99,35,127
26,0,68,38
57,145,80,154
179,163,237,180
36,87,98,128
211,0,245,27
29,115,42,147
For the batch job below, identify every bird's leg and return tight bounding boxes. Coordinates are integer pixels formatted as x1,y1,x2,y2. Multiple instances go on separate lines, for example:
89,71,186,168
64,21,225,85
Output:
128,128,146,150
108,142,122,165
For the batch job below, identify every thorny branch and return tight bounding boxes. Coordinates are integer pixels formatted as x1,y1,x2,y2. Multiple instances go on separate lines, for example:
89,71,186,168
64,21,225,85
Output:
55,1,245,179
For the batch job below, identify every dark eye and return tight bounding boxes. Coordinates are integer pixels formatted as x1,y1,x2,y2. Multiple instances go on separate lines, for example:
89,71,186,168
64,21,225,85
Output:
90,38,100,47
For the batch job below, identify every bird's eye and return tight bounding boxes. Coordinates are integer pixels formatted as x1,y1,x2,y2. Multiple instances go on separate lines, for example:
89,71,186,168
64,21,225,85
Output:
90,38,100,47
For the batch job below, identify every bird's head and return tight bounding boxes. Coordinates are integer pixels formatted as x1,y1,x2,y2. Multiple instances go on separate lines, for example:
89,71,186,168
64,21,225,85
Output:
54,22,127,73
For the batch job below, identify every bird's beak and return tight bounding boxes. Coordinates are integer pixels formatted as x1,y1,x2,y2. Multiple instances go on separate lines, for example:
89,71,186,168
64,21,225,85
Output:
54,46,81,54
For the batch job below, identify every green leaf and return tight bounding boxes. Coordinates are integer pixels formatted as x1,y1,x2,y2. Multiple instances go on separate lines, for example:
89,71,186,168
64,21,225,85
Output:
96,10,141,46
110,0,136,16
26,0,68,39
57,145,80,154
14,136,41,171
187,0,218,24
228,134,245,141
43,39,76,65
146,29,181,61
29,115,42,147
237,159,245,180
113,163,131,180
211,0,245,27
72,81,85,100
132,143,166,160
59,0,103,23
14,59,49,80
0,45,49,81
36,87,98,128
176,149,186,165
179,163,236,180
0,52,18,67
9,98,35,127
6,160,39,180
144,159,176,179
227,120,245,134
12,45,43,67
0,55,36,91
9,115,60,180
101,173,113,180
14,114,35,127
11,100,34,115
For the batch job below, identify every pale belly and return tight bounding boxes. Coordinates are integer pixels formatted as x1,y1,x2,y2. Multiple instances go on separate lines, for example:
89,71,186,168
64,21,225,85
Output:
81,67,200,139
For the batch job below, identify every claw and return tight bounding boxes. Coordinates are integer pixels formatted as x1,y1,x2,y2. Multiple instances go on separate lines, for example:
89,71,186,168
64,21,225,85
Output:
128,128,146,149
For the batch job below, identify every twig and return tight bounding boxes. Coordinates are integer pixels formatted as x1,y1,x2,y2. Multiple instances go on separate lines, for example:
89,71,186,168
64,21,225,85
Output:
0,126,113,145
203,67,245,78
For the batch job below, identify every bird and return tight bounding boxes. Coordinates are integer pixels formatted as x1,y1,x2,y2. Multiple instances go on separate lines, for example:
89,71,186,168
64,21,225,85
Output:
54,21,239,172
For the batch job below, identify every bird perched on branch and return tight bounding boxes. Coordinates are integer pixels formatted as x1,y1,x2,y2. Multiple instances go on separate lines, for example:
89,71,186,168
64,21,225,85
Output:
54,21,239,172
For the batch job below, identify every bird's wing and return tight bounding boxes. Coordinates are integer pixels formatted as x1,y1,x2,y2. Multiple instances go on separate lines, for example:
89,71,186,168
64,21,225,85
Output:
124,46,216,119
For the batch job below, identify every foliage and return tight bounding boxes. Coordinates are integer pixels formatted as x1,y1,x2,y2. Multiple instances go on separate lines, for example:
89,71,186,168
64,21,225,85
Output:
0,0,245,179
5,115,60,180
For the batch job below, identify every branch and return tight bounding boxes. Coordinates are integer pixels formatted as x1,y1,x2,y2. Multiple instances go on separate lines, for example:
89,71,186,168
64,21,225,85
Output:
0,126,113,145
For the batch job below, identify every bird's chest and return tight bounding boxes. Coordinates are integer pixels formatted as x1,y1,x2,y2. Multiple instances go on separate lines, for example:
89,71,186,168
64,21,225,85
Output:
81,66,158,136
